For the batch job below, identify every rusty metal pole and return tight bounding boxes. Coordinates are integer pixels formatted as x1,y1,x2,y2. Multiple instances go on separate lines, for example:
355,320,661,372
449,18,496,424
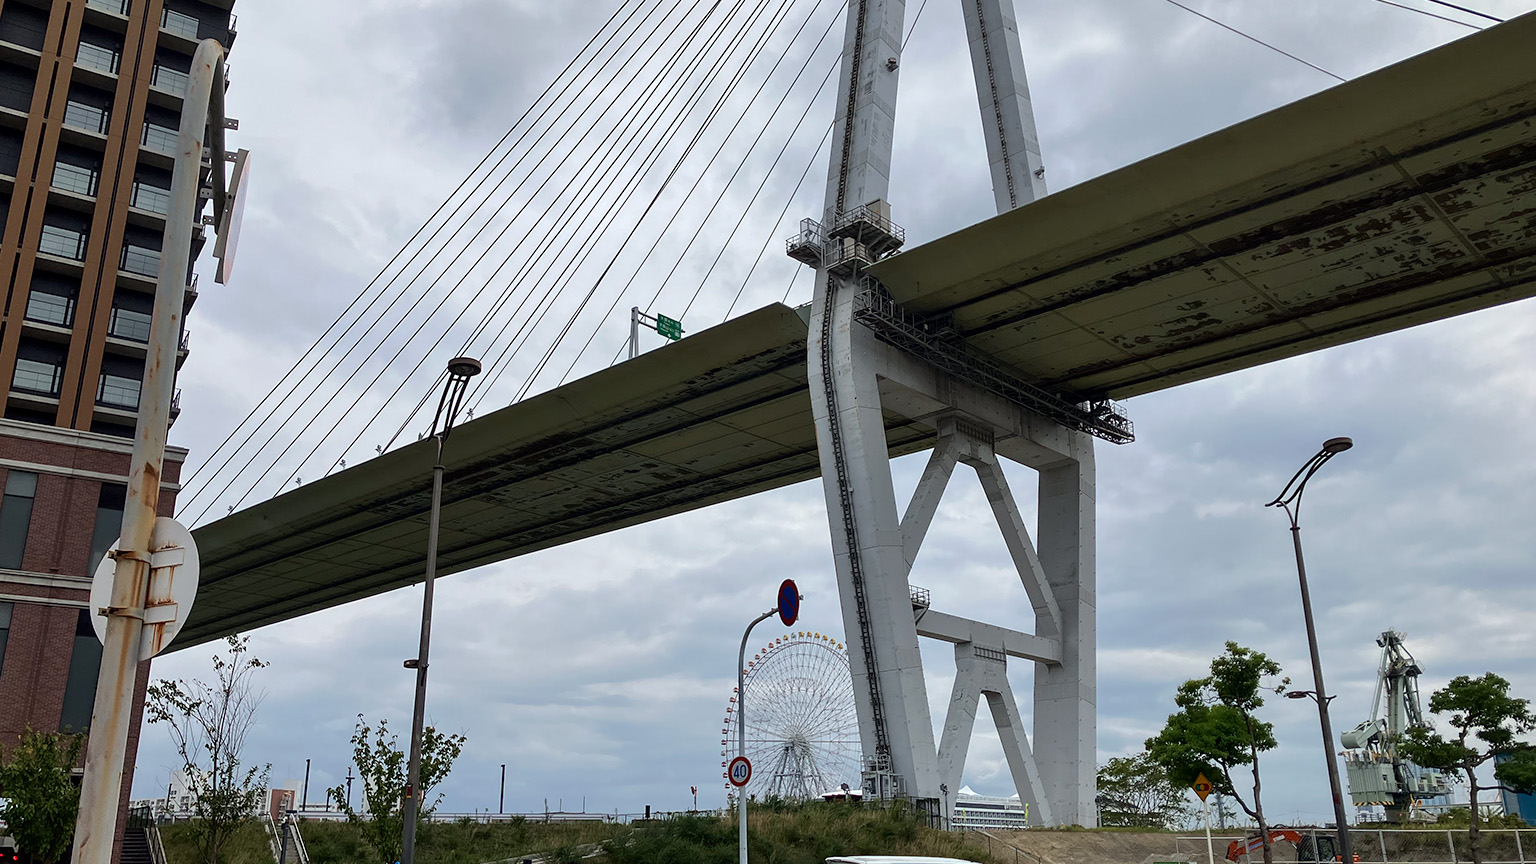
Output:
70,38,226,864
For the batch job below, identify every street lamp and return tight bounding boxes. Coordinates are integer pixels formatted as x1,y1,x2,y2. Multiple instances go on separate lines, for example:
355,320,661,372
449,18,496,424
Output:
1267,436,1354,864
401,357,481,864
500,763,506,815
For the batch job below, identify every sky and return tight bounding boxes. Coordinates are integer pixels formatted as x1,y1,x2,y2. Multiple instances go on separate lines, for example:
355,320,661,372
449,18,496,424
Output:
131,0,1536,827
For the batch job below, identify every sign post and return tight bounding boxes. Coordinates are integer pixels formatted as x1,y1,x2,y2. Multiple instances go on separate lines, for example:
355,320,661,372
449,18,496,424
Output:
1193,773,1214,864
734,580,800,864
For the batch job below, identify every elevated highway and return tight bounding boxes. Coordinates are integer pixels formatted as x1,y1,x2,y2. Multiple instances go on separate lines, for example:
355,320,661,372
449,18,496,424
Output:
179,12,1536,648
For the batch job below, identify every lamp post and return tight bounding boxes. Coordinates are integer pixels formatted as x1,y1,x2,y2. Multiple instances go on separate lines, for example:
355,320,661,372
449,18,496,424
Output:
737,606,778,864
401,357,482,864
345,766,355,808
1267,436,1354,864
500,764,506,814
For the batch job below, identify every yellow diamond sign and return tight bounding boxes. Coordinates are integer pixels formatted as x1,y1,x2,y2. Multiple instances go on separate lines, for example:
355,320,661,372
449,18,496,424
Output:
1192,772,1213,801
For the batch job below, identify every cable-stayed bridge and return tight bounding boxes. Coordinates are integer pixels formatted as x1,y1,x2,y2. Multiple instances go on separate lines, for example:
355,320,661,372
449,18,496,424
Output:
177,2,1536,828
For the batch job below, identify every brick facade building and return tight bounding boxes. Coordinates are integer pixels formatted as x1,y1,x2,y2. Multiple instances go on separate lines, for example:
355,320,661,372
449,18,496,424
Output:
0,0,238,851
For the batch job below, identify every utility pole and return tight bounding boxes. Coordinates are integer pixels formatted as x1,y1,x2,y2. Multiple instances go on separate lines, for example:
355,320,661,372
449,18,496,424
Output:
69,38,229,864
500,764,505,814
302,759,310,810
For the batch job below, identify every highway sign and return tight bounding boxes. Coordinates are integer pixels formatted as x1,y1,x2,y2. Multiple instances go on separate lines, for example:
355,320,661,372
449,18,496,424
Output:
656,313,683,341
1192,772,1213,801
214,148,250,284
777,579,799,626
728,756,752,787
90,516,200,659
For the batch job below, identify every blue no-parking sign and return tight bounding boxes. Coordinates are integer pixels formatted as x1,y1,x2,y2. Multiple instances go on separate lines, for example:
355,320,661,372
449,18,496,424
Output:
778,579,799,626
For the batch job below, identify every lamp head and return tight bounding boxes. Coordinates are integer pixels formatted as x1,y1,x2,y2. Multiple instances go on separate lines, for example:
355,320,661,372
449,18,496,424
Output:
1286,690,1312,699
1322,436,1353,455
448,356,482,378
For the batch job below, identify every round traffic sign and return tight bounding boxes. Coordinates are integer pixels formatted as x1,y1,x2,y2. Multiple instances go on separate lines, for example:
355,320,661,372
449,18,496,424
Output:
90,516,200,659
728,756,752,787
777,579,799,626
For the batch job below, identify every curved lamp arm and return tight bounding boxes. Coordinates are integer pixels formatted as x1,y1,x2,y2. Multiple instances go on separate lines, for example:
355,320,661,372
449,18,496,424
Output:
1265,437,1353,527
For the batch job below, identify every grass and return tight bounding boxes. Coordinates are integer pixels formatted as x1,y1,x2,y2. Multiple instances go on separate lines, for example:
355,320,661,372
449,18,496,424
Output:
598,802,1008,864
160,820,274,864
301,817,628,864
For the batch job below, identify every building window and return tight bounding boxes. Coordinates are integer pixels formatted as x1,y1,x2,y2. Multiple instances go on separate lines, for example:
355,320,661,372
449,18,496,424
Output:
150,64,188,94
25,289,75,327
97,373,141,410
39,223,88,260
63,101,110,135
76,41,121,75
0,602,10,677
160,7,200,39
52,160,100,197
12,358,63,396
140,122,177,155
121,243,160,276
60,609,103,732
108,306,152,342
89,483,124,574
0,471,37,570
131,181,170,214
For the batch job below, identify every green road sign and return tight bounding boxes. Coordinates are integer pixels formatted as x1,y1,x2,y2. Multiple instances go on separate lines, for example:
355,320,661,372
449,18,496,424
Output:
656,314,683,341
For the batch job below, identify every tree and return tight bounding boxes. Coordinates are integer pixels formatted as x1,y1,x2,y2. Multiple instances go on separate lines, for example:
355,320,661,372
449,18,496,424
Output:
327,715,466,864
146,635,271,864
1097,752,1191,828
0,728,86,864
1399,673,1536,864
1146,642,1287,864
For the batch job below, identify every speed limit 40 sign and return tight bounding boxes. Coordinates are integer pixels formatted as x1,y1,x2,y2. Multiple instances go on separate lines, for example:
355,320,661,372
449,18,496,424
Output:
728,756,752,787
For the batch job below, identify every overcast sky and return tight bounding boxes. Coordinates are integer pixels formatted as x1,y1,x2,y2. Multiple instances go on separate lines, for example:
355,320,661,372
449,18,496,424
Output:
134,0,1536,826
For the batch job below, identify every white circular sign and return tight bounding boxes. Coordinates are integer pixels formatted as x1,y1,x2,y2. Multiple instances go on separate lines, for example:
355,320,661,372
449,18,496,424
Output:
728,756,752,788
90,516,200,659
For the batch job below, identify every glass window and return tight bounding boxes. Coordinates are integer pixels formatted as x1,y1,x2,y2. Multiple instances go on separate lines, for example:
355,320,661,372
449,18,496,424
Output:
108,306,152,342
63,101,109,134
160,8,199,39
0,471,37,570
89,483,123,575
0,602,10,678
76,42,120,75
150,64,188,94
131,181,170,214
25,290,75,327
52,160,99,197
59,609,102,732
12,358,62,396
140,122,177,155
39,224,87,260
120,243,160,276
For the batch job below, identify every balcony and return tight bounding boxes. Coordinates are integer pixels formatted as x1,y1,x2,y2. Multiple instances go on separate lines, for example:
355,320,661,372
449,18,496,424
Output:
183,273,198,311
51,162,99,198
96,372,141,411
63,101,110,136
86,0,130,15
130,181,170,215
39,224,87,261
108,306,152,342
785,218,825,268
23,291,75,328
75,42,120,76
140,122,178,157
149,64,188,98
160,8,199,40
13,359,62,397
120,243,160,278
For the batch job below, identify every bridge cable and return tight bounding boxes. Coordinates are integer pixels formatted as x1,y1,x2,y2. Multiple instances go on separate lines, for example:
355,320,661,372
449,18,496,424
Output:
1157,0,1347,82
1365,0,1482,27
1419,0,1502,21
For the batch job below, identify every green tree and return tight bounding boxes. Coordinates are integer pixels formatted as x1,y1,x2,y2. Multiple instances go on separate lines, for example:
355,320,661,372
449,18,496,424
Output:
146,635,271,864
0,728,86,864
327,715,466,864
1096,752,1192,828
1145,642,1287,864
1399,673,1536,864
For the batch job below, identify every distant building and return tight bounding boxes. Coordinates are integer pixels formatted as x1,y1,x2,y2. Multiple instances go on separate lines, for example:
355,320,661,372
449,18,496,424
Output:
951,786,1030,830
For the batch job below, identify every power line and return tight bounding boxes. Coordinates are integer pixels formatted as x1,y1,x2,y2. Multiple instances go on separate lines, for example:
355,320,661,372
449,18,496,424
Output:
1366,0,1482,27
1158,0,1347,82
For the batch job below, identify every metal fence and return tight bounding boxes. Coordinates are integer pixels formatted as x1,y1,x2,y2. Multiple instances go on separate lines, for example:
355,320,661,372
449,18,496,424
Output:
1168,829,1536,864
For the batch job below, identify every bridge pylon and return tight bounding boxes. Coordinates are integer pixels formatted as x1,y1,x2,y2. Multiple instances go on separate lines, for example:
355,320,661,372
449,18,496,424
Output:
799,0,1106,826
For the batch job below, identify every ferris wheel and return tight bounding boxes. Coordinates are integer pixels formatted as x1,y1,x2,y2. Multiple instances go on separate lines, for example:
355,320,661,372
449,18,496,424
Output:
720,631,862,801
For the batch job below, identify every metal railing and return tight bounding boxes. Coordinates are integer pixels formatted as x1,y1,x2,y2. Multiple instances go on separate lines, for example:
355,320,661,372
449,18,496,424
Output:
109,306,152,342
39,224,87,260
76,42,121,75
132,182,171,214
97,373,142,410
151,64,189,95
161,7,200,39
141,122,178,155
1165,828,1536,863
86,0,130,15
52,161,100,197
63,101,110,135
25,291,75,327
121,244,161,276
12,359,62,396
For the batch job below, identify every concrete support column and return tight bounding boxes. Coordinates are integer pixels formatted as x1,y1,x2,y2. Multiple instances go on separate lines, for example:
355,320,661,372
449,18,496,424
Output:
960,0,1048,212
1033,439,1097,826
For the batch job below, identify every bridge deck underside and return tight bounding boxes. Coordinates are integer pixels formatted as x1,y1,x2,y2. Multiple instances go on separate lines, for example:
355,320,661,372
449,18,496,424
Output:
180,13,1536,648
870,12,1536,400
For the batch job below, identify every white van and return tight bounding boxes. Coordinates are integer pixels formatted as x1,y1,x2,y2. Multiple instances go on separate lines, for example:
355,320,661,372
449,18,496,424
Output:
826,858,983,864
